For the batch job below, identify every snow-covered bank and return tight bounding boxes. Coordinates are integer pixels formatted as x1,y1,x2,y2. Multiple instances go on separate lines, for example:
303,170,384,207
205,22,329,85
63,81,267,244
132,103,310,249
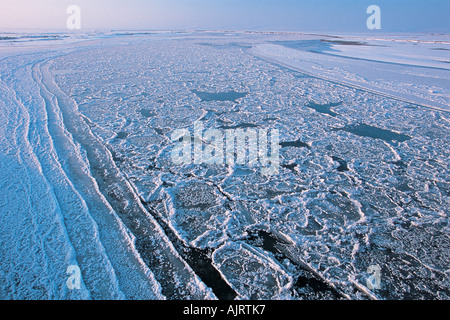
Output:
1,43,174,300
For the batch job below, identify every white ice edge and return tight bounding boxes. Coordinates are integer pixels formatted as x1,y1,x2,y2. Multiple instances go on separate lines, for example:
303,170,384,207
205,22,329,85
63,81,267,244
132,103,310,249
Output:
249,44,450,113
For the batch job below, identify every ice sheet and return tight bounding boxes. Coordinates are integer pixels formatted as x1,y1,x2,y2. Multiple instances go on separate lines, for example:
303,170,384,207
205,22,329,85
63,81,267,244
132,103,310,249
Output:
1,31,449,300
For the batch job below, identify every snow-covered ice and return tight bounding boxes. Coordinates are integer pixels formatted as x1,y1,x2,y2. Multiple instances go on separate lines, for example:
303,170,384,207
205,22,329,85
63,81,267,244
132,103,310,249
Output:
0,31,449,300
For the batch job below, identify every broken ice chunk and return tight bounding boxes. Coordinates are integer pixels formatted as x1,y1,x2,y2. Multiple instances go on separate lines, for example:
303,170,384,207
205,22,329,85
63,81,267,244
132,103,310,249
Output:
212,241,293,299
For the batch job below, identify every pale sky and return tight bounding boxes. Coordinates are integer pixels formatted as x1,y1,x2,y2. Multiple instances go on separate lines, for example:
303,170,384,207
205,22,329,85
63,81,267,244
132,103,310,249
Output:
0,0,449,33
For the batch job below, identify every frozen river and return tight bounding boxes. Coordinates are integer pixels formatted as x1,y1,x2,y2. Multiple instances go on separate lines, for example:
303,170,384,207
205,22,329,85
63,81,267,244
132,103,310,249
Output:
0,31,449,300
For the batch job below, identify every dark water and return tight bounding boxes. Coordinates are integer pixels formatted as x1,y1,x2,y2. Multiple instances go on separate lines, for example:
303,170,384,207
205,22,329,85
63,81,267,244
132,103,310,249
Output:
280,139,310,149
192,89,249,102
273,40,338,54
307,102,341,117
115,131,129,140
336,123,412,143
321,39,372,46
140,108,156,118
281,163,298,173
331,156,349,172
0,34,67,41
246,229,342,299
274,39,377,55
140,200,237,300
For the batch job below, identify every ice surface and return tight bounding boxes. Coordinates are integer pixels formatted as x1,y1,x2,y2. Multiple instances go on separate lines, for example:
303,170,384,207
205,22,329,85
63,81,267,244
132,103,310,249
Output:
253,34,450,112
0,31,449,300
212,241,293,300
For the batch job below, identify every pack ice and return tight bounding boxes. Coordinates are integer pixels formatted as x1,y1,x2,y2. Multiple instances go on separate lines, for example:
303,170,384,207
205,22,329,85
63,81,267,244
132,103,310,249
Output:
0,31,448,300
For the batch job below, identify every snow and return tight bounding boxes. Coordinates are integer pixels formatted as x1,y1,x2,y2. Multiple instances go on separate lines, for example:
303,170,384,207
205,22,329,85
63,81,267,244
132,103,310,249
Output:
0,31,449,300
252,34,450,112
212,241,293,300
